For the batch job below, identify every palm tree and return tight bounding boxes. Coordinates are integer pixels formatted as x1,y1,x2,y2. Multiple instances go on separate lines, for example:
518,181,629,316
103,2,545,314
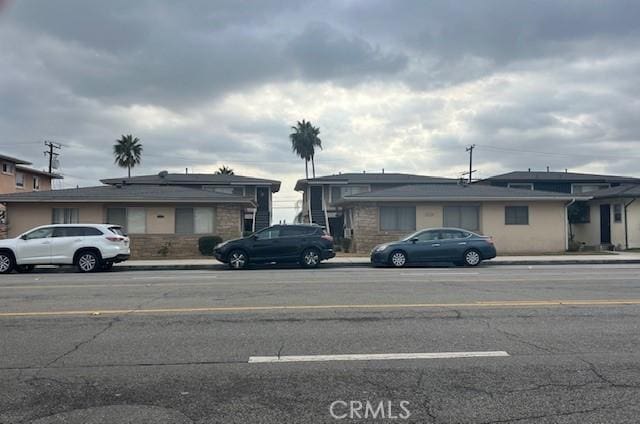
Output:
215,165,234,175
290,120,322,179
113,134,143,178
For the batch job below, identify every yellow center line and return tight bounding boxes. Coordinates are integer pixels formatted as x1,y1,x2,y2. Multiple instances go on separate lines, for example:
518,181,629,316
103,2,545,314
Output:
2,299,640,317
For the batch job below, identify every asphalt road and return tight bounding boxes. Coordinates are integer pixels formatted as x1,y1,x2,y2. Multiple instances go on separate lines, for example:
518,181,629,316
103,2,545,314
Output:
1,264,640,423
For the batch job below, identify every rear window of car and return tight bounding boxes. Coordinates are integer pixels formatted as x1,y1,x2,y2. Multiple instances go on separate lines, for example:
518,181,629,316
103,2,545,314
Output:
108,226,126,236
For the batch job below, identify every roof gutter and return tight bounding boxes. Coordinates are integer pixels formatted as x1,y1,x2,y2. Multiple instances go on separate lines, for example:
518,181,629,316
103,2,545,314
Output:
337,196,592,204
624,198,637,250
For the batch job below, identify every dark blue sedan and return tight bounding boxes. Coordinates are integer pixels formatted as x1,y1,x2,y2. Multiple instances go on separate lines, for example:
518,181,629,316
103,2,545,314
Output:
370,227,497,267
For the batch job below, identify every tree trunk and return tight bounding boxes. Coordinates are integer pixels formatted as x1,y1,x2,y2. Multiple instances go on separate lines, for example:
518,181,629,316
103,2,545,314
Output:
311,154,316,178
304,160,309,179
128,166,131,178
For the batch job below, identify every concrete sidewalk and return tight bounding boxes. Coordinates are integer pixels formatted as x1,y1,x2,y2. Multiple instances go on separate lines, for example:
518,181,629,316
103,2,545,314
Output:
114,252,640,271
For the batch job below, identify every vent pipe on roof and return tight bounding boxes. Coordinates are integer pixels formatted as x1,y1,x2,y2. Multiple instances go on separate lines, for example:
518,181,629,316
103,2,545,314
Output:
546,166,550,172
185,168,188,175
528,168,531,172
363,170,366,174
382,168,385,174
565,169,568,173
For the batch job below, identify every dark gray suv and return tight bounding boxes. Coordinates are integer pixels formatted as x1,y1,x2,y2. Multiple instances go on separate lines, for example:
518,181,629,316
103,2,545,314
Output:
214,224,335,269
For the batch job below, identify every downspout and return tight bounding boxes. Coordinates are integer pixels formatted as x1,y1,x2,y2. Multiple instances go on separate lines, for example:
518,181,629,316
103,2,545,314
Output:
624,198,637,250
564,198,576,251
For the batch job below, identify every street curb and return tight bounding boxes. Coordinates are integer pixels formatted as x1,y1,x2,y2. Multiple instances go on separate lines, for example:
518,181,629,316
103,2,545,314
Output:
112,259,640,271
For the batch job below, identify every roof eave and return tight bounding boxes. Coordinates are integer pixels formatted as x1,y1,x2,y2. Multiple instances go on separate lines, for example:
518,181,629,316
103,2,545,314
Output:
337,195,591,204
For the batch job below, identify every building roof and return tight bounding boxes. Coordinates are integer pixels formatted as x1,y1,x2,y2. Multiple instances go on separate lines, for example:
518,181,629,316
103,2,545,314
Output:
336,183,592,203
588,184,640,199
294,172,457,191
483,171,640,183
0,153,31,165
101,172,281,192
0,184,255,204
15,165,64,179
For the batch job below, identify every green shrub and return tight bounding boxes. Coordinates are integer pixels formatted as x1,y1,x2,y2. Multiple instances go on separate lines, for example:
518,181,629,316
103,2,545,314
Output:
198,235,223,256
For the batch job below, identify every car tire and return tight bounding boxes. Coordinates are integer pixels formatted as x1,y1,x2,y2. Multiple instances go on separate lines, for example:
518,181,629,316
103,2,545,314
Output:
16,265,35,273
228,249,248,270
463,249,482,267
300,247,321,269
76,251,100,273
0,252,15,274
389,250,408,268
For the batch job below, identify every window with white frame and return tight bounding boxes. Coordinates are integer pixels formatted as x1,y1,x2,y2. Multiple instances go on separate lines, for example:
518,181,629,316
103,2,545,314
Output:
571,183,610,194
331,185,369,202
175,207,216,234
507,183,534,190
106,207,147,233
443,206,480,231
614,204,622,223
2,162,14,175
505,206,529,225
379,206,416,231
15,172,24,188
52,208,79,224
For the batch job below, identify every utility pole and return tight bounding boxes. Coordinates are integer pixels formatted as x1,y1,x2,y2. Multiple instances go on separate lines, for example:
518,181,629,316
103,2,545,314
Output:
464,144,476,183
44,141,61,173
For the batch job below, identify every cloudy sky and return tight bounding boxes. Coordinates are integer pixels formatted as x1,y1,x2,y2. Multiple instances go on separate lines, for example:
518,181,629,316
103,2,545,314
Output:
1,0,639,222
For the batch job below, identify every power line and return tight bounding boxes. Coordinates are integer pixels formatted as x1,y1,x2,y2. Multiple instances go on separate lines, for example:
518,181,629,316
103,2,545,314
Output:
477,143,640,160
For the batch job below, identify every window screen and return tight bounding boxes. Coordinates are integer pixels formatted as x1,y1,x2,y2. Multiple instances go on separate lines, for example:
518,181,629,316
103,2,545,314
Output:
52,208,79,224
175,208,195,234
379,207,416,231
194,207,215,234
505,206,529,225
443,206,480,231
107,208,127,228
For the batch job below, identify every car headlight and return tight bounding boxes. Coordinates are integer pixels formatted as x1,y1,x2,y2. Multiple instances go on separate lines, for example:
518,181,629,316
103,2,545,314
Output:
215,241,229,249
373,244,389,252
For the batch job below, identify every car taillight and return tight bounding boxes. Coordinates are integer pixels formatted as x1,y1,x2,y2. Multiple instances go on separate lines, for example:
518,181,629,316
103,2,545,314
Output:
106,236,124,242
486,236,494,244
321,234,334,243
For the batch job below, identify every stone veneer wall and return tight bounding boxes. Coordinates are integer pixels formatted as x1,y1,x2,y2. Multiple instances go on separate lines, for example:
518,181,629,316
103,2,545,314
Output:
350,203,410,254
129,203,243,259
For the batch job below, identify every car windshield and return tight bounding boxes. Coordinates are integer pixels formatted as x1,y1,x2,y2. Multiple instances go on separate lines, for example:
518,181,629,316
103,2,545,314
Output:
401,231,423,241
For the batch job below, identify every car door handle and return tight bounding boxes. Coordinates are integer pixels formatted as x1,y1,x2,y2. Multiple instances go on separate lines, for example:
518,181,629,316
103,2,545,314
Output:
41,241,51,245
431,243,441,247
74,239,83,242
458,242,467,245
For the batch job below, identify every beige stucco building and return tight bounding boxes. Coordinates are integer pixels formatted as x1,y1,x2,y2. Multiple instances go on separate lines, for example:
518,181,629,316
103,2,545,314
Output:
338,184,589,254
571,185,640,250
0,184,256,259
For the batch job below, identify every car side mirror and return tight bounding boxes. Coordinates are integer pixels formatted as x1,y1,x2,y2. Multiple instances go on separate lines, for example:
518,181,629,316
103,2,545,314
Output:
410,237,418,244
19,234,27,240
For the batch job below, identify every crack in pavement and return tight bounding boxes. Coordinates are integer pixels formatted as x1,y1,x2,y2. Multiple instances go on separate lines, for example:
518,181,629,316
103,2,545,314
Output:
478,400,628,424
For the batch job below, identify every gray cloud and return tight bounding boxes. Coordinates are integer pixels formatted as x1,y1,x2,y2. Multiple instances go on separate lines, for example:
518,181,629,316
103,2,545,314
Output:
1,0,640,222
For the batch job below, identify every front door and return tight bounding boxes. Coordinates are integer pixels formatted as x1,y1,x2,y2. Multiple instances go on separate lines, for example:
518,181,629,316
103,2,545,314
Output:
251,226,282,261
16,227,54,264
411,230,445,262
600,204,611,244
310,186,323,211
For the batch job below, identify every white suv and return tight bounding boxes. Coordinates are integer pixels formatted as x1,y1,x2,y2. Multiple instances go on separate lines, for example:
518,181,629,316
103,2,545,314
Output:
0,224,130,273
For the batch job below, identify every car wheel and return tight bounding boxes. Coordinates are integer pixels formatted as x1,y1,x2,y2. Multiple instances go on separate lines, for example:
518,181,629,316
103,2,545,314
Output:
16,265,35,273
301,248,320,268
228,250,248,270
0,252,15,274
76,251,100,273
389,250,407,268
463,249,482,267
